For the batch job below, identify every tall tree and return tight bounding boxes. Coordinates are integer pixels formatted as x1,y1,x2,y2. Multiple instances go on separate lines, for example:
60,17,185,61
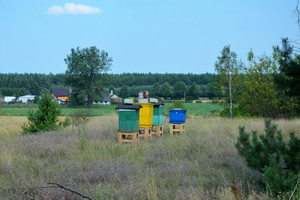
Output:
276,38,300,114
160,82,171,99
64,46,112,107
119,86,129,99
188,82,201,99
151,83,161,97
215,45,242,119
173,81,186,99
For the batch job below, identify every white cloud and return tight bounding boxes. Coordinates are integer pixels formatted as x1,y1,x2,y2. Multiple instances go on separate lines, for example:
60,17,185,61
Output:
48,3,102,15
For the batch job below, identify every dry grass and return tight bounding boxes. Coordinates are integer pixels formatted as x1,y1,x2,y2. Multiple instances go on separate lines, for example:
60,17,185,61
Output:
0,115,299,199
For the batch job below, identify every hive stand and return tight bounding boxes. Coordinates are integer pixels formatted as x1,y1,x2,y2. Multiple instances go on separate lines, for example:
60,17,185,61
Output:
138,127,152,139
152,125,163,137
118,132,138,144
169,123,185,135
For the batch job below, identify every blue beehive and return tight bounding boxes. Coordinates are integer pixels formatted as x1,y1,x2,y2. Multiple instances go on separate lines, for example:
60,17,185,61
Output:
169,110,186,124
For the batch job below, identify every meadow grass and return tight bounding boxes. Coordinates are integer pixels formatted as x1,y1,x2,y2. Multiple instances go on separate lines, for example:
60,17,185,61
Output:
0,105,117,116
0,103,223,117
0,116,299,199
163,103,223,116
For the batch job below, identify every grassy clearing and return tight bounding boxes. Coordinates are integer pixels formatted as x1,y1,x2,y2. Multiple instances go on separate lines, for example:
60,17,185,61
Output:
163,103,223,116
0,105,117,116
1,116,299,199
0,103,223,117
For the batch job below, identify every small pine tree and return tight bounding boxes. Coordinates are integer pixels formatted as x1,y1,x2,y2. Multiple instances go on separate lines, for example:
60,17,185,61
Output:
22,90,70,134
236,119,300,194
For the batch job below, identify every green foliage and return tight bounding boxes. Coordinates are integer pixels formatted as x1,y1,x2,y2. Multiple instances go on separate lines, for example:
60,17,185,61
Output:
168,100,185,110
214,45,243,118
188,82,201,99
276,38,300,114
64,46,113,107
151,83,161,97
173,81,186,99
0,87,30,97
238,49,296,118
160,82,172,99
22,90,69,134
235,119,300,194
0,73,217,99
33,95,40,104
119,85,129,99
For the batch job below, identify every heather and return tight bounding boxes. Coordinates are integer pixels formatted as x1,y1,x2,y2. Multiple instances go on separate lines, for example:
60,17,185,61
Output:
1,116,299,199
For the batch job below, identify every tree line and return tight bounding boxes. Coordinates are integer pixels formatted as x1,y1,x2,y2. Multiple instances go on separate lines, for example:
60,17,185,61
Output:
0,72,218,98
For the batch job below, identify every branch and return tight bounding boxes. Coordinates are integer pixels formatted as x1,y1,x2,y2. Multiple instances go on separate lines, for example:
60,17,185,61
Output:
23,182,119,200
47,182,93,200
289,178,300,200
295,0,300,29
56,189,65,200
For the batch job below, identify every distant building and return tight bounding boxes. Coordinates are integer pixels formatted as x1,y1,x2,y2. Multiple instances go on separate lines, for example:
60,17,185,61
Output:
4,96,16,103
18,95,36,103
52,89,71,104
111,94,122,103
94,89,111,105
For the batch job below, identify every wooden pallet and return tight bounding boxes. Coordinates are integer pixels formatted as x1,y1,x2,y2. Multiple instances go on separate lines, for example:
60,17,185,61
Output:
138,127,152,139
169,123,185,135
118,132,138,144
152,125,163,137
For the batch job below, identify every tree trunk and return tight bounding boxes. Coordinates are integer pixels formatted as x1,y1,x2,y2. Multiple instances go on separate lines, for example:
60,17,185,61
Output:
229,72,232,119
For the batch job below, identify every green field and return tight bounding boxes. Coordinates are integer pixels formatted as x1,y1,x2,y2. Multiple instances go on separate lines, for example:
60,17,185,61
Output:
0,103,223,116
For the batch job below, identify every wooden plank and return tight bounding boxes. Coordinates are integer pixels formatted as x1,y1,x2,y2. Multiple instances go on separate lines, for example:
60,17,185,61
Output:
169,123,185,135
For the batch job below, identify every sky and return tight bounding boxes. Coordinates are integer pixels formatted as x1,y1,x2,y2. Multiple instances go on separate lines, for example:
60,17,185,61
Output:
0,0,299,74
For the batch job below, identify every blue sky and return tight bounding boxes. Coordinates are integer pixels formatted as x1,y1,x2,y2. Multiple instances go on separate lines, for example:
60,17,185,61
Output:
0,0,299,74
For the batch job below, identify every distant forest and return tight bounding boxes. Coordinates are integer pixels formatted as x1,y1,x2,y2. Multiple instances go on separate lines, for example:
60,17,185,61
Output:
0,73,219,99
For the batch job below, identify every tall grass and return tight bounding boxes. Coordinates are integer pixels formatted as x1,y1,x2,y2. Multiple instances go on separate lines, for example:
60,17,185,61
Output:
0,116,299,199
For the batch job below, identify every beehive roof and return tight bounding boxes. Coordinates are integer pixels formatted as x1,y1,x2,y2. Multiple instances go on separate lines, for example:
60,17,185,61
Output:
153,103,164,107
115,104,142,110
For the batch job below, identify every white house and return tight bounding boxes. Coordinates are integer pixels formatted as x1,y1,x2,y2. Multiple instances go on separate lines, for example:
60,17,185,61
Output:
18,95,36,103
4,96,16,103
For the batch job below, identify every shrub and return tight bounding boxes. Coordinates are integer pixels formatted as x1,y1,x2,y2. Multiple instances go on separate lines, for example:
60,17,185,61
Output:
235,119,300,194
22,90,70,134
168,100,185,110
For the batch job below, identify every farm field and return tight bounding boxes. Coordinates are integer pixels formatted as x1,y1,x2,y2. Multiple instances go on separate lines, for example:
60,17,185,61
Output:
0,103,223,116
0,115,299,199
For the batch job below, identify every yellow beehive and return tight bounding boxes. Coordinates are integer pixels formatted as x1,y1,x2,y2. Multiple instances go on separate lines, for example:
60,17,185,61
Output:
133,103,154,128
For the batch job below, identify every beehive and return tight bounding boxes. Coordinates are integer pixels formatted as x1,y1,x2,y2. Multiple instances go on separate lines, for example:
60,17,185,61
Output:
116,104,142,132
169,110,186,124
133,103,154,128
153,103,163,126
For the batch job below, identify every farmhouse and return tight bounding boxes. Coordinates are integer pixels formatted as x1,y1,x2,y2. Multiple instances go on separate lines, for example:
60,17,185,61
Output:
52,89,71,104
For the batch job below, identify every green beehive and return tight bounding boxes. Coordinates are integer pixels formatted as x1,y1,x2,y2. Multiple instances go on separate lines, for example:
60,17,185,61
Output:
116,104,142,132
153,103,164,126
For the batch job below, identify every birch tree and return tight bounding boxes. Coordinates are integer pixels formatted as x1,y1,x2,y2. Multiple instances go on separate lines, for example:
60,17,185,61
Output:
215,45,242,119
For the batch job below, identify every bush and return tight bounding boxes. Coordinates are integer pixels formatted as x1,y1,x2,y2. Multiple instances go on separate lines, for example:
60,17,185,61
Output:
22,90,70,134
168,100,185,110
235,119,300,194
